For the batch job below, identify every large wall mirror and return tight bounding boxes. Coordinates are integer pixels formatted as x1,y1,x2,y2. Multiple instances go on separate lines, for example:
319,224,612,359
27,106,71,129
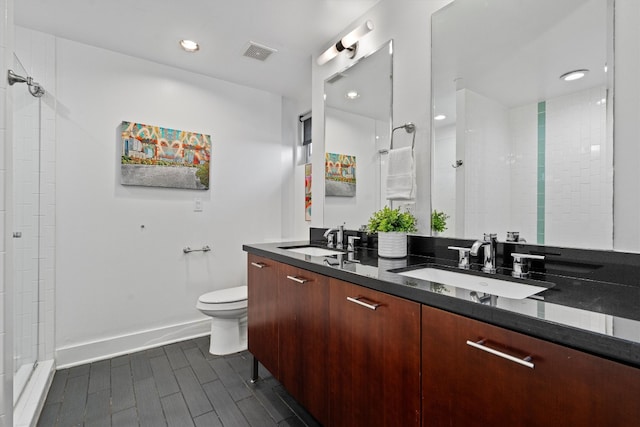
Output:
431,0,613,250
324,41,393,230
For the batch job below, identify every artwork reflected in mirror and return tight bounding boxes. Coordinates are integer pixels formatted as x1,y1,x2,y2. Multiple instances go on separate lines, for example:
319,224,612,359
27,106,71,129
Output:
431,0,613,249
324,41,393,229
325,153,356,197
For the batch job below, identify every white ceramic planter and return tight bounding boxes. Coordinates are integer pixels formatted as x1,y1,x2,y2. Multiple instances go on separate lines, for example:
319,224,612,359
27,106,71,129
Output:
377,232,408,258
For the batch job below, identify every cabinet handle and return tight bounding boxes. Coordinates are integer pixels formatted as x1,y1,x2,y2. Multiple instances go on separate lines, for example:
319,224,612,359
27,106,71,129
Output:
346,296,380,310
251,262,266,269
466,339,534,369
286,275,308,284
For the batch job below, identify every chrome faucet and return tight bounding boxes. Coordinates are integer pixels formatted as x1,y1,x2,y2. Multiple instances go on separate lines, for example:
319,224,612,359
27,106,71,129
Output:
470,233,498,274
324,224,345,248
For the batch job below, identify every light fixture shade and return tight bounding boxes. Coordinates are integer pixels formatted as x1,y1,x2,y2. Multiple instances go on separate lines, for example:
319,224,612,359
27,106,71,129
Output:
316,20,374,66
317,45,340,66
341,20,374,49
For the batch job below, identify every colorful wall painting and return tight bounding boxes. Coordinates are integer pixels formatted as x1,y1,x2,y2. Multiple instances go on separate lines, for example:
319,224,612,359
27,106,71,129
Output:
120,121,211,190
325,152,356,197
305,163,312,221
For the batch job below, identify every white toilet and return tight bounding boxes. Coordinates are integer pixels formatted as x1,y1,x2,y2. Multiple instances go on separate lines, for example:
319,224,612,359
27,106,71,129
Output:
196,285,248,355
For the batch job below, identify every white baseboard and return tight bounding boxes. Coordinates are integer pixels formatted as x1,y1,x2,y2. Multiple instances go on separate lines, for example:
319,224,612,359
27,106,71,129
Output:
56,318,210,368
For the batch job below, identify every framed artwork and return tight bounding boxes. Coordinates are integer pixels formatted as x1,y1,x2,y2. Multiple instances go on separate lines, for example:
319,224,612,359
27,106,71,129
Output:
305,163,312,221
325,152,356,197
120,121,211,190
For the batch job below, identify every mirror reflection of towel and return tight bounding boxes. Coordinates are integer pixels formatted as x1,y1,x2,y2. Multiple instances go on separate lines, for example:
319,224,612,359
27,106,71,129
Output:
386,146,415,200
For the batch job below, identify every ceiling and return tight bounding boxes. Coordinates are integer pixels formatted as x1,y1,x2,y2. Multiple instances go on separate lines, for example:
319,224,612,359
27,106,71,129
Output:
15,0,381,101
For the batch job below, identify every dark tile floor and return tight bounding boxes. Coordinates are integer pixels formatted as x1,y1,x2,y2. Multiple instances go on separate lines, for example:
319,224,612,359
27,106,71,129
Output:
36,336,321,427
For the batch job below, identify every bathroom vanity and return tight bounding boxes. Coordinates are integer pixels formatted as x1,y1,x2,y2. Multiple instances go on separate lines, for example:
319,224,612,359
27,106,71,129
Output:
244,234,640,426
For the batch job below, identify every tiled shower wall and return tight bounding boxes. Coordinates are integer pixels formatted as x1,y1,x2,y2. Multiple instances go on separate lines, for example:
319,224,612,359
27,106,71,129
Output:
545,86,611,249
1,0,14,423
15,26,57,366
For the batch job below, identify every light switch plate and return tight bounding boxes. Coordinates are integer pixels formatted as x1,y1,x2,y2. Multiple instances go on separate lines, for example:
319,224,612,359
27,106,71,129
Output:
194,198,203,212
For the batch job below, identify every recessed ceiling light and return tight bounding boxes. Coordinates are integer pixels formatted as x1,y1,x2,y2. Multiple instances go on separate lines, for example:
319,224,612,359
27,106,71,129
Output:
434,114,446,121
179,39,200,52
345,90,360,100
560,69,589,81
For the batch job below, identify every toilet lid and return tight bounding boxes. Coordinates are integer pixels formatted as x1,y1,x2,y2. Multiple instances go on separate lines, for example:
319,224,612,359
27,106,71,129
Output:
199,285,247,304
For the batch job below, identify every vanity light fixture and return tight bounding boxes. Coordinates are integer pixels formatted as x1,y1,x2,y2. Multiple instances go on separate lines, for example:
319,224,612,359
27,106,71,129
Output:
179,39,200,52
434,114,447,121
560,69,589,81
317,20,374,66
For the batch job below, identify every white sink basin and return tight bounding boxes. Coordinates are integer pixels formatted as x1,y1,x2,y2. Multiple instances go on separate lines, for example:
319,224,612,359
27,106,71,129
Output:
397,267,551,300
281,246,345,257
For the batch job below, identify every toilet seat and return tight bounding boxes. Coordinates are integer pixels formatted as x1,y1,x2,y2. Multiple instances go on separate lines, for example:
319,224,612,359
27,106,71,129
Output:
198,285,247,305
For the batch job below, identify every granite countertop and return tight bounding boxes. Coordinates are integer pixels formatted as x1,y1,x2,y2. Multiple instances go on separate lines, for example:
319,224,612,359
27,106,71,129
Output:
243,240,640,369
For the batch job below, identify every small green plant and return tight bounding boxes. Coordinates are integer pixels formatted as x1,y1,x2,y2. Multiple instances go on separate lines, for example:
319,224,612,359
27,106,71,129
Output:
367,206,417,233
196,162,210,189
431,210,450,233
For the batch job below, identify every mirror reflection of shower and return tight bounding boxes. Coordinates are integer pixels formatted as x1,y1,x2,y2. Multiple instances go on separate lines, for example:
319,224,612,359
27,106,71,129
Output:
7,69,45,97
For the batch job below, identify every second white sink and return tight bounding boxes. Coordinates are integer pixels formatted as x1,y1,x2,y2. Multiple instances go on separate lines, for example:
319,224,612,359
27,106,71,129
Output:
281,246,345,257
397,267,551,300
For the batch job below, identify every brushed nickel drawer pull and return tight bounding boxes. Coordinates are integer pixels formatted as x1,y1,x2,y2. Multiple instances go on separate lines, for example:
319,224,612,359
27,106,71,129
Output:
250,262,266,269
286,275,308,284
346,296,380,310
466,339,534,369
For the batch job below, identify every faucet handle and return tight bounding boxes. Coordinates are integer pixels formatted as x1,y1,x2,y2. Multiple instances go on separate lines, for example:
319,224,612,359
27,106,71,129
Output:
327,233,335,247
511,253,544,278
347,235,361,251
448,246,471,269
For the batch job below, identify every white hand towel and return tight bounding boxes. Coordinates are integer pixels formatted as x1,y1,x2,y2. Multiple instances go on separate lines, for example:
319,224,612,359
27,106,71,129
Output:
386,146,416,200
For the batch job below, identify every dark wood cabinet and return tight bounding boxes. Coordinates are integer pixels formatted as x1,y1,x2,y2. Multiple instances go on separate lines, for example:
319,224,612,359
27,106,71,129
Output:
247,254,279,378
248,254,640,427
328,278,421,427
277,264,329,425
422,305,640,427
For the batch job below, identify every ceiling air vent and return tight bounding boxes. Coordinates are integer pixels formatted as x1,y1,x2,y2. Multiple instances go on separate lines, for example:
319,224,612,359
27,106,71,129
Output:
243,41,277,61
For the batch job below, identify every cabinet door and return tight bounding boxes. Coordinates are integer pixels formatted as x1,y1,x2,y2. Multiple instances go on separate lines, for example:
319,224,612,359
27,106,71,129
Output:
422,305,640,427
329,279,421,427
278,264,329,425
247,254,279,378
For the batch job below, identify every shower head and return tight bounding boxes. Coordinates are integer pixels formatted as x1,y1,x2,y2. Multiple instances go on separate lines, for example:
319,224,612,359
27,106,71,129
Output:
29,82,45,98
7,69,45,97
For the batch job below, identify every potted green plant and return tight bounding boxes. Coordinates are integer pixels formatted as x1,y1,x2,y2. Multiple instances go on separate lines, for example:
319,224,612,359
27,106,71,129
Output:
367,206,417,258
431,210,449,236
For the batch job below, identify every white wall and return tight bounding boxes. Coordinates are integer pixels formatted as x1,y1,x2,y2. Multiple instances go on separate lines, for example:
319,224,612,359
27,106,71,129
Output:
50,37,286,366
613,0,640,252
324,107,380,229
432,123,456,236
310,0,451,234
